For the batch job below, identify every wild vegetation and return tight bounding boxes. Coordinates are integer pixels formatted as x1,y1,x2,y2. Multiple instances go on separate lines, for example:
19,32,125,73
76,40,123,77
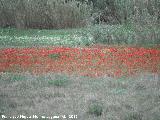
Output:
0,72,160,119
0,0,160,46
0,0,160,120
0,0,92,29
0,46,159,77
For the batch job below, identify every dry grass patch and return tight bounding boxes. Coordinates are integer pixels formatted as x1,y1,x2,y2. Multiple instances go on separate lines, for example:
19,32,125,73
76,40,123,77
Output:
0,72,160,120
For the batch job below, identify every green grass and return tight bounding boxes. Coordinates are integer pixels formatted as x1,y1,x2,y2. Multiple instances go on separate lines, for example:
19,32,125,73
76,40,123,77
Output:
48,74,69,87
48,79,68,87
0,27,90,48
0,24,159,48
1,73,27,82
48,53,61,60
10,74,26,82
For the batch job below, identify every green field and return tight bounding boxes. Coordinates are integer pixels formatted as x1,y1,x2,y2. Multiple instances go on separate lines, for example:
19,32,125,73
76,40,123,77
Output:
0,24,160,48
0,27,88,48
0,25,160,120
0,0,160,119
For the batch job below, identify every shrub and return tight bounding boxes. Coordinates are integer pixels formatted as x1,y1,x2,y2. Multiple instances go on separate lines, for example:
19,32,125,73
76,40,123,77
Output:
88,100,103,116
88,24,160,46
88,0,159,25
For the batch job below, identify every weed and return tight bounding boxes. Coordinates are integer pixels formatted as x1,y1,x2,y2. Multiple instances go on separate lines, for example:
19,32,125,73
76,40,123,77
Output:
10,74,26,82
48,75,69,87
106,104,122,112
9,102,17,108
124,112,143,120
151,112,160,120
48,53,61,60
53,92,65,97
112,88,127,95
49,79,66,87
88,101,103,116
135,84,146,91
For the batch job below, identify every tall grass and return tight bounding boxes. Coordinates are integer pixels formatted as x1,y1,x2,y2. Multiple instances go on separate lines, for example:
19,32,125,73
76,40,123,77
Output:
0,0,92,29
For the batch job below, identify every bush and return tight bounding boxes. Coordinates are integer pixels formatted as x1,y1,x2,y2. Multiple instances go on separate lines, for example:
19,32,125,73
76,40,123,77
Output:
89,24,160,46
0,0,92,29
88,0,159,25
88,100,103,116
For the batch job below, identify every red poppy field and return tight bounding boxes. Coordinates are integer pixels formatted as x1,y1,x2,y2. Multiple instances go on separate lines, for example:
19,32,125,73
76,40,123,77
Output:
0,45,160,78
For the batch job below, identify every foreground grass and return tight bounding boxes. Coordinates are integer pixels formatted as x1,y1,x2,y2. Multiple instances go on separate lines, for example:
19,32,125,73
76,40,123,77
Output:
0,72,159,120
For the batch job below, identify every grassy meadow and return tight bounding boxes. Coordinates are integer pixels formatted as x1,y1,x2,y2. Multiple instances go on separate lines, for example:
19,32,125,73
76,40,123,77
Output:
0,72,160,120
0,24,160,120
0,24,160,48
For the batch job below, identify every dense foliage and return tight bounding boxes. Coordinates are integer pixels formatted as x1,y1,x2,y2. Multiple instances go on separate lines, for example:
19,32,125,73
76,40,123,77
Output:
0,0,92,29
0,0,159,29
90,0,160,24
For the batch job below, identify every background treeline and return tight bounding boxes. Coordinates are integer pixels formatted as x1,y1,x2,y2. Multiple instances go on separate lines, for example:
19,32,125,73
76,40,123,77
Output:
0,0,92,29
0,0,160,29
80,0,160,25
